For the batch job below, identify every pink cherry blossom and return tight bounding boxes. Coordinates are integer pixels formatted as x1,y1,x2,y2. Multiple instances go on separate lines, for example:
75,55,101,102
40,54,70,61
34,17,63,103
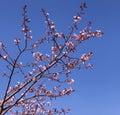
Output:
67,79,75,84
32,52,43,61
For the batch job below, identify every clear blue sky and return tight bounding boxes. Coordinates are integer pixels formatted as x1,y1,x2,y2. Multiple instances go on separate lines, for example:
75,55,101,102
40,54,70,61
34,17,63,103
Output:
0,0,120,115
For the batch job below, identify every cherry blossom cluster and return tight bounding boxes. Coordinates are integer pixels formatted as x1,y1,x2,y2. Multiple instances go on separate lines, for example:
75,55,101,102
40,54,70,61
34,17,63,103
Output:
14,38,20,45
31,37,49,49
8,84,72,114
32,52,43,61
0,41,9,60
74,15,81,23
0,3,103,115
80,52,93,61
80,52,93,66
21,5,32,39
72,2,88,29
42,8,55,33
72,29,103,44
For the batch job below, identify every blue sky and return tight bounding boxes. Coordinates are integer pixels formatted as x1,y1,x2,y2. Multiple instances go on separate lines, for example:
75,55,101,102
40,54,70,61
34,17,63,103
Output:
0,0,120,115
